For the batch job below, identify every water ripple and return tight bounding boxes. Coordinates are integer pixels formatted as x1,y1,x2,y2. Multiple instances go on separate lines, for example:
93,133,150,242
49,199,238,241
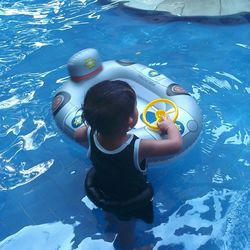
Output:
0,0,110,189
236,43,250,49
148,189,235,249
148,188,250,249
216,71,242,84
20,119,57,151
0,0,109,75
0,118,24,137
224,129,250,146
0,91,35,109
204,75,232,90
0,221,75,249
0,115,57,190
0,156,55,191
192,69,250,160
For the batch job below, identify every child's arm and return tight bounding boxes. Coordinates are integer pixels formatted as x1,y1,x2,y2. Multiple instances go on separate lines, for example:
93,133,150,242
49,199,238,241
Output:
74,125,88,145
139,116,182,161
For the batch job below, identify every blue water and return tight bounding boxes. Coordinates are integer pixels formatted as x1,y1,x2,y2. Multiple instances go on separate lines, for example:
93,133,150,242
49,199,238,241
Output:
0,0,250,249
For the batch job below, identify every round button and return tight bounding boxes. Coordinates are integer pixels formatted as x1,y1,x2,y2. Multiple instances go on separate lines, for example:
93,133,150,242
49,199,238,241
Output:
187,120,198,132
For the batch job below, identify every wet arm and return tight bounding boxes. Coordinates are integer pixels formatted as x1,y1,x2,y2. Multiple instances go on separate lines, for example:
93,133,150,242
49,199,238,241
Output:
139,117,182,161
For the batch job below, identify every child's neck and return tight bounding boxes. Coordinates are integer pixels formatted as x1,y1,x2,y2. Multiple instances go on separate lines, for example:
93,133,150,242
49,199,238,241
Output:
97,132,130,150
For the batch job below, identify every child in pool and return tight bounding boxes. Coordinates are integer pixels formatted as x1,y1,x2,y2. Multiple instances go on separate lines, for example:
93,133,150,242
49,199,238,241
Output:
74,80,182,224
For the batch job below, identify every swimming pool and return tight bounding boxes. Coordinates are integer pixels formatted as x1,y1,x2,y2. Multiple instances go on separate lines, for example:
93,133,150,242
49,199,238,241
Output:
0,0,250,249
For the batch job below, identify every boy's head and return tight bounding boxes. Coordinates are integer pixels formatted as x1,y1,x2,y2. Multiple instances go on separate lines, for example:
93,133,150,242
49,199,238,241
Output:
83,80,137,136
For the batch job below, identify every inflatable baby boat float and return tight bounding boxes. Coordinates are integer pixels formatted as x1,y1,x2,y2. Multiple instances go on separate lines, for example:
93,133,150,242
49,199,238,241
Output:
52,48,202,163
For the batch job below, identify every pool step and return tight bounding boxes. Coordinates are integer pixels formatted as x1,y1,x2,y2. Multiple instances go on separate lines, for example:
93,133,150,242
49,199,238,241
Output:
110,0,250,16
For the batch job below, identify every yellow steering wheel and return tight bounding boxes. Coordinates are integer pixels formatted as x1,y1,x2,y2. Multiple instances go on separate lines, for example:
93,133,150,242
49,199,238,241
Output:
142,98,179,130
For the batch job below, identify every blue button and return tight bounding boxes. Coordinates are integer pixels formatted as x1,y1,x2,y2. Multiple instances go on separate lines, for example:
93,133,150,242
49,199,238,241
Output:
140,112,156,124
175,121,185,135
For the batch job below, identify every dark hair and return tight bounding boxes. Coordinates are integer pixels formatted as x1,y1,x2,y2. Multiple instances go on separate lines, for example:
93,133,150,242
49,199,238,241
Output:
83,80,136,135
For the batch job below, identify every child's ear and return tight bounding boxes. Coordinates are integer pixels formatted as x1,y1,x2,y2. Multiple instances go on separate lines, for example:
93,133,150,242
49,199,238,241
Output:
128,116,134,127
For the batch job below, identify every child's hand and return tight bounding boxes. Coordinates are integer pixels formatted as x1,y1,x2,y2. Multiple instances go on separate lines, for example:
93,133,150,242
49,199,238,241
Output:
157,115,175,133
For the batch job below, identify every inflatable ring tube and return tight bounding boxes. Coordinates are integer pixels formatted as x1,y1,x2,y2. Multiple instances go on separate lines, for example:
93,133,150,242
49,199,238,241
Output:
85,167,154,213
52,48,202,163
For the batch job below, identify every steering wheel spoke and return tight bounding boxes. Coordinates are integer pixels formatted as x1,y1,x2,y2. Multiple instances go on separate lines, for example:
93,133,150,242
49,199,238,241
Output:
165,109,175,115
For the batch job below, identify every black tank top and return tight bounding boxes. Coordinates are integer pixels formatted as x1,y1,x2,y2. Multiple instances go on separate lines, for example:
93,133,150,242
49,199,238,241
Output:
88,129,148,201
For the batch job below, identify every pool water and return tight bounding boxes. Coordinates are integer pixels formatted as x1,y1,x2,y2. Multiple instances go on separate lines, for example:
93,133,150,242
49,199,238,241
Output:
0,0,250,249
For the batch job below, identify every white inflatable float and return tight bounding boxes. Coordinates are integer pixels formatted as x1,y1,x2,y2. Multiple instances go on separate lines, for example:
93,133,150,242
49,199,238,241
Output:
52,48,202,162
